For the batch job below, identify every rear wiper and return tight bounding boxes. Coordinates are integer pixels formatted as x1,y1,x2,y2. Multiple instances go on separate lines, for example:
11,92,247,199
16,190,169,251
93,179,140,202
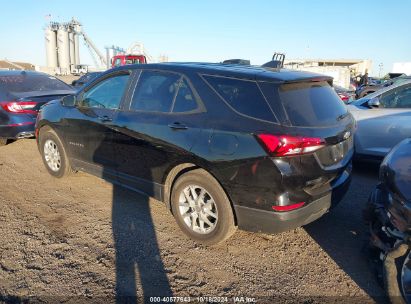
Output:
337,112,349,121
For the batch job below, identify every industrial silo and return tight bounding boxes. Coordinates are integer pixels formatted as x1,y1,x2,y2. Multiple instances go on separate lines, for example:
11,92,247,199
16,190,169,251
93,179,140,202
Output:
69,31,76,68
106,47,115,69
57,25,70,72
45,27,57,68
73,21,81,66
74,34,80,66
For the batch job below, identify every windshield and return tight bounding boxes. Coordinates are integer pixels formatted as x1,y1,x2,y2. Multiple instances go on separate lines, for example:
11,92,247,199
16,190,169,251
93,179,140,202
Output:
125,58,142,64
0,73,71,93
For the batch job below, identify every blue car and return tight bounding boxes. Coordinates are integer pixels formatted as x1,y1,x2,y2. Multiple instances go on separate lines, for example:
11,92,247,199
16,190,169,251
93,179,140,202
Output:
0,70,74,146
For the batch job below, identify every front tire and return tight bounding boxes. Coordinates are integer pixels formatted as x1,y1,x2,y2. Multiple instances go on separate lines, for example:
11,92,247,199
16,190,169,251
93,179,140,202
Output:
39,128,72,178
171,169,237,245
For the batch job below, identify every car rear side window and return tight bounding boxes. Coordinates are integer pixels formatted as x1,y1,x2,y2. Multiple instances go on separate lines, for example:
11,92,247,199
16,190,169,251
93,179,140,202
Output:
278,81,348,127
203,75,277,122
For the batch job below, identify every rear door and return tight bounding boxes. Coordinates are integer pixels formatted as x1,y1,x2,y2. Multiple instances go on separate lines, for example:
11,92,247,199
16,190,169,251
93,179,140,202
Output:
63,71,132,179
111,69,206,199
354,83,411,157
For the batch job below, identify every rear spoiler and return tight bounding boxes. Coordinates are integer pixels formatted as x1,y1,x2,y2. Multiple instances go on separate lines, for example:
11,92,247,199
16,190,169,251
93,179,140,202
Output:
283,77,334,87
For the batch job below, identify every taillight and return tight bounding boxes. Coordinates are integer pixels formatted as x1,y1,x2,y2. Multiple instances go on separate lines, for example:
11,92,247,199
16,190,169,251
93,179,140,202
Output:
338,93,349,102
256,134,325,156
0,101,37,114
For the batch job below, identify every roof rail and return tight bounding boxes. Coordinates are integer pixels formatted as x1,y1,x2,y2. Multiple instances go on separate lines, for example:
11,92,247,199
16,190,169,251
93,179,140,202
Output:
261,52,285,70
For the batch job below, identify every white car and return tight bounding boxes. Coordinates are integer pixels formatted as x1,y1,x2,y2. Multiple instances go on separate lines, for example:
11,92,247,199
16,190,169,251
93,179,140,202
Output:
348,79,411,159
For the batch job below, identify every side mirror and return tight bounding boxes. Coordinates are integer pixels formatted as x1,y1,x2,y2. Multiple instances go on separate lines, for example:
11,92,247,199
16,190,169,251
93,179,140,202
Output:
61,95,76,107
368,97,380,108
71,80,77,86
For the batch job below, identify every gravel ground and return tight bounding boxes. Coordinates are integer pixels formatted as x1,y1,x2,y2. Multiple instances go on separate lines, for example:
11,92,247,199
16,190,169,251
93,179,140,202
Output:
0,139,386,303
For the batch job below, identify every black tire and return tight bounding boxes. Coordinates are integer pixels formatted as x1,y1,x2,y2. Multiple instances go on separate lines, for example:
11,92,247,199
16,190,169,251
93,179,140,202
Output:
0,138,8,146
171,168,237,245
39,128,72,178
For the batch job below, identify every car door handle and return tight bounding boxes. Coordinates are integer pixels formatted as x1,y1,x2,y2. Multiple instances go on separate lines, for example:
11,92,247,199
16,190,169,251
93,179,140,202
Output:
168,122,188,130
98,115,112,122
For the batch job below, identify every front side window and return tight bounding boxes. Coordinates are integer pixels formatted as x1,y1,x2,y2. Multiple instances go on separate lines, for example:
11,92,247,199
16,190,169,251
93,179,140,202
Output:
203,75,276,122
80,74,130,109
172,78,198,113
130,70,199,113
380,85,411,108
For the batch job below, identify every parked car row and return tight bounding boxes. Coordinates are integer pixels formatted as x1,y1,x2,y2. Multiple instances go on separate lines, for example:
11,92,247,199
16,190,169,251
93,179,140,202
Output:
1,62,410,301
0,64,409,244
71,72,102,88
334,85,355,103
355,74,411,99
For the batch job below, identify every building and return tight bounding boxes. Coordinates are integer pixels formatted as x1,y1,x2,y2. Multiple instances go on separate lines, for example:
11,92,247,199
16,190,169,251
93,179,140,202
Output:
284,58,372,88
392,62,411,75
0,60,35,71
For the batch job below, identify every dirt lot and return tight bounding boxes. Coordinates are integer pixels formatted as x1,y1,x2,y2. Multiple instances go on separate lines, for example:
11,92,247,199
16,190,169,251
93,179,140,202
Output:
0,139,386,303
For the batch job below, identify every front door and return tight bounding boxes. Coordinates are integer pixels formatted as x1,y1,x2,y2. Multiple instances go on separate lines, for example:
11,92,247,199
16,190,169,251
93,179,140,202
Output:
111,69,206,199
64,71,132,179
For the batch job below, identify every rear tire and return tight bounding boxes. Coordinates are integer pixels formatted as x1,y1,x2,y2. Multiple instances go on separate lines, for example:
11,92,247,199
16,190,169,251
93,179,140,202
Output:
39,128,72,178
171,169,237,245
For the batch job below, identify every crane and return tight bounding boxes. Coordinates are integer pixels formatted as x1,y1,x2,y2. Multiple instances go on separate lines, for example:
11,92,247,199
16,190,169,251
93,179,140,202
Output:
81,31,107,69
127,42,154,63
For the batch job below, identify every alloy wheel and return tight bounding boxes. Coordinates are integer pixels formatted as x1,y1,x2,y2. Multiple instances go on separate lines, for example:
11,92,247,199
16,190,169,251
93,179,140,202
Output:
44,139,61,172
178,185,218,234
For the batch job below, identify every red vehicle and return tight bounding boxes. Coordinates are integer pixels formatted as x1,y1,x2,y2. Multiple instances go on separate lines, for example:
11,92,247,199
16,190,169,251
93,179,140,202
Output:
111,54,147,68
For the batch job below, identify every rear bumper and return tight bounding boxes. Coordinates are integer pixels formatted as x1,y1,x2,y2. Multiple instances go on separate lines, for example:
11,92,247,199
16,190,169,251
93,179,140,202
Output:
235,166,351,234
0,112,36,139
0,124,35,139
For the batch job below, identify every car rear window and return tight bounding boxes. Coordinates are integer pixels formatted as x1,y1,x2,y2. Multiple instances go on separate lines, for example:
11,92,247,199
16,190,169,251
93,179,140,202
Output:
0,73,71,93
203,75,277,122
278,81,348,127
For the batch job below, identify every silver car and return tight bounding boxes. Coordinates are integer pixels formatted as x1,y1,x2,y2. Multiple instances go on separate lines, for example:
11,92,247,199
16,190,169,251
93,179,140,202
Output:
348,79,411,158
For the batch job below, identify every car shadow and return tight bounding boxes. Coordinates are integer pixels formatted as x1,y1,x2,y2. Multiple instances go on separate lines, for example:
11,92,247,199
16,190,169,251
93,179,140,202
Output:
93,133,173,303
304,161,387,302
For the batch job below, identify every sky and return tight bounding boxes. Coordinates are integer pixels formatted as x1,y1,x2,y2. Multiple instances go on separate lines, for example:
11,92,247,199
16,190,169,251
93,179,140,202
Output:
0,0,410,76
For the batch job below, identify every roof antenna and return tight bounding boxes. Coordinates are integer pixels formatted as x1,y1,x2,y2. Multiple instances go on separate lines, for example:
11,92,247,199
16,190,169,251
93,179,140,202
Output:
262,52,285,69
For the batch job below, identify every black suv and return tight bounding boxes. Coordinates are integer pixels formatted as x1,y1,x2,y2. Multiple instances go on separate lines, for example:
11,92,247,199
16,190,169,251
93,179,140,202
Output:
36,63,354,244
